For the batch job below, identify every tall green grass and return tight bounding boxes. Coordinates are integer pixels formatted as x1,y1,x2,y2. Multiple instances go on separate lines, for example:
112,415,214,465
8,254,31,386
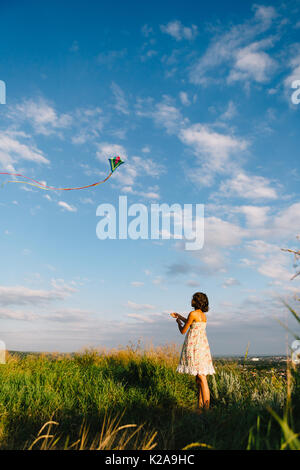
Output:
0,340,298,450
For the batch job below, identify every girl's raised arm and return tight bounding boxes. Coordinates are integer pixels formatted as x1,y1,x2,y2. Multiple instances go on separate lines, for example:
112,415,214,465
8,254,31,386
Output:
170,313,187,323
177,314,187,323
177,311,195,335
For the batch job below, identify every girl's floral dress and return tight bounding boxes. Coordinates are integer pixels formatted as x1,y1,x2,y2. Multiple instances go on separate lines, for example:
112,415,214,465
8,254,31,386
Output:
177,321,215,376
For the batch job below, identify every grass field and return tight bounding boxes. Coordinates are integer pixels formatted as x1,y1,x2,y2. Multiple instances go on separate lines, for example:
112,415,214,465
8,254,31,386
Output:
0,343,299,450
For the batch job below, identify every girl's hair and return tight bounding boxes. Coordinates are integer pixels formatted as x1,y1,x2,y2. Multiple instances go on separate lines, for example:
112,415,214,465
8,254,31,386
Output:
192,292,209,312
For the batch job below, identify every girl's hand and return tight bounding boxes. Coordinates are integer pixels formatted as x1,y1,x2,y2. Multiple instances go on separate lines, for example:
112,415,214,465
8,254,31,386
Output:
170,312,178,318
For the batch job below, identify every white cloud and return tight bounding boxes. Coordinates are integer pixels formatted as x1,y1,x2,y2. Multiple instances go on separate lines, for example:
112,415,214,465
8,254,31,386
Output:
205,216,247,248
179,215,248,273
141,24,153,37
179,91,190,106
253,5,277,23
245,239,295,281
43,308,93,323
206,202,300,262
160,20,198,41
115,166,137,186
192,201,300,278
246,239,281,259
0,281,76,306
0,131,49,171
97,49,127,66
259,258,293,280
127,313,154,323
186,280,200,287
111,82,129,115
8,98,104,145
189,5,277,85
272,203,300,238
222,277,241,288
228,39,276,84
131,156,164,177
96,142,127,162
50,278,77,294
127,312,165,323
180,124,247,161
152,276,165,286
137,190,160,200
80,197,94,205
197,248,227,272
58,201,77,212
220,101,237,120
219,171,278,200
125,300,155,311
240,257,256,267
179,124,248,185
152,100,186,134
237,205,270,227
136,95,187,134
0,306,93,323
71,107,104,144
0,307,37,321
9,97,72,136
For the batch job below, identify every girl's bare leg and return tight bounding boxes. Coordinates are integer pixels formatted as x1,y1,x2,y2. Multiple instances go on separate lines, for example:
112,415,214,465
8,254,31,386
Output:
198,374,210,409
196,375,204,409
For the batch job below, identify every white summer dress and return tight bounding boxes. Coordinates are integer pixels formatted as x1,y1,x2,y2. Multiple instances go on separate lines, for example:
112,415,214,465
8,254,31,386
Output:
177,321,215,376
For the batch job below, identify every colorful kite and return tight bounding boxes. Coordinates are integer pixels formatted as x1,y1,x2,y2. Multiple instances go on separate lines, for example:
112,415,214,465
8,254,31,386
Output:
0,156,124,191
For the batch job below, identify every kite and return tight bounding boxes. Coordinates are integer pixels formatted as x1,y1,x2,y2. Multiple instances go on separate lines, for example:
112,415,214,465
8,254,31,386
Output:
0,156,124,191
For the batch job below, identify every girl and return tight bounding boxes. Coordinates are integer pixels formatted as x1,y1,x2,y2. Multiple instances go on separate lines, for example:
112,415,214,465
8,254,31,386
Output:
171,292,215,411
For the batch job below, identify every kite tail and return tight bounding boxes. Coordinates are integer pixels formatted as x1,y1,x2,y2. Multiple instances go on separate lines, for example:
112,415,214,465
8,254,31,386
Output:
0,157,123,191
0,172,113,191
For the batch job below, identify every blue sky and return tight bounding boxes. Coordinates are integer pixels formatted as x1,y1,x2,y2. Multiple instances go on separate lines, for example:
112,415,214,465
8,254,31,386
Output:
0,0,299,355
